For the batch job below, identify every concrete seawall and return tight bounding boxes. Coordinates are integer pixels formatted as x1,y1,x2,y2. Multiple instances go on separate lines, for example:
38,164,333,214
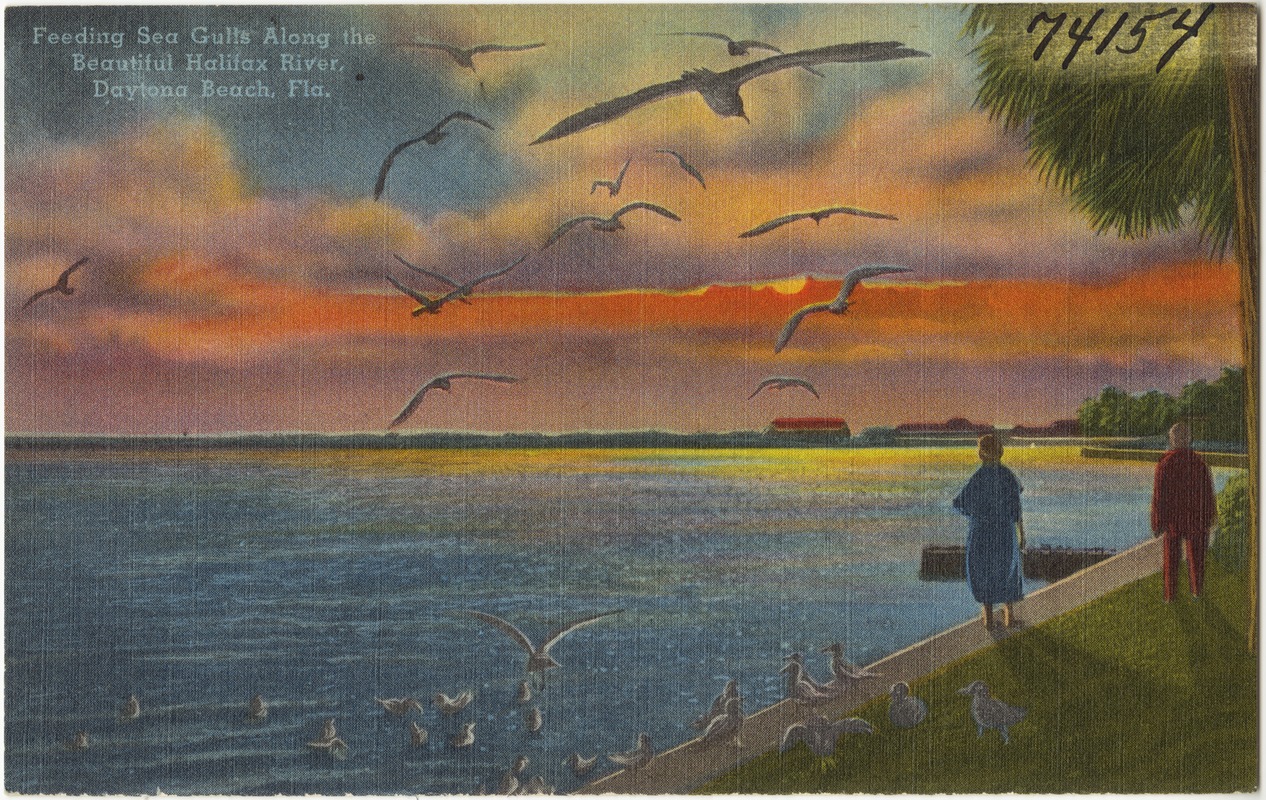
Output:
579,538,1163,795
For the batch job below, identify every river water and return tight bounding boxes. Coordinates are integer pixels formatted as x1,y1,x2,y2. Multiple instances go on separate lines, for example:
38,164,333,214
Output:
5,444,1219,794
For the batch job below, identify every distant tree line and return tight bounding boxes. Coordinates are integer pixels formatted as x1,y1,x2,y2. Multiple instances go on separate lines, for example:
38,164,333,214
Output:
1077,367,1246,443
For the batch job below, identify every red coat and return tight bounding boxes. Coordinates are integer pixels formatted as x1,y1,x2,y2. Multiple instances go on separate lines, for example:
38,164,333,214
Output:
1151,448,1216,537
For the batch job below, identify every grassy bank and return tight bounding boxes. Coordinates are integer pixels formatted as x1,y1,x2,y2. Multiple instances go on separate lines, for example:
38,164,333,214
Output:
700,561,1257,793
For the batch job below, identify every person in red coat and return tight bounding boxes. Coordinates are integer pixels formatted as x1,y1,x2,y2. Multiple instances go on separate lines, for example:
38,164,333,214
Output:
1151,422,1216,601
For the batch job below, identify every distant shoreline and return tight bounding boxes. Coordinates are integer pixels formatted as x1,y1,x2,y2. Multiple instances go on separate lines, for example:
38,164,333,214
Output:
6,431,1245,454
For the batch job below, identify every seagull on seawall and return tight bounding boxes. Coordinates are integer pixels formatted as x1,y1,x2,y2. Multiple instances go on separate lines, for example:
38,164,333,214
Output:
23,257,88,310
748,376,819,400
739,206,897,238
389,372,519,429
775,264,913,354
692,695,744,749
395,40,545,72
531,41,929,144
465,609,623,685
542,202,681,249
691,678,740,730
781,659,835,705
372,112,495,200
608,732,654,770
653,149,706,188
591,158,632,196
820,642,881,695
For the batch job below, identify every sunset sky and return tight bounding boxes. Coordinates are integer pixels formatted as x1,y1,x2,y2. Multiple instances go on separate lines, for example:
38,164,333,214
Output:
5,4,1242,435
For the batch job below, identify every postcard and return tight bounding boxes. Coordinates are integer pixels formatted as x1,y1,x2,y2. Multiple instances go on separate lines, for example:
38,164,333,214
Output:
5,3,1257,795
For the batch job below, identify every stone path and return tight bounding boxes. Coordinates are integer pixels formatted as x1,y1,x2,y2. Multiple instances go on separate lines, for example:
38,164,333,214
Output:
579,537,1163,794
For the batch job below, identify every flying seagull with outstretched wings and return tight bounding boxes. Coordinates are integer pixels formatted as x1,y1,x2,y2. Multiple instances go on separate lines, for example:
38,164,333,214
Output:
543,202,681,249
531,41,929,145
389,372,519,428
23,257,88,310
395,40,545,72
739,206,897,238
775,265,913,354
373,112,494,200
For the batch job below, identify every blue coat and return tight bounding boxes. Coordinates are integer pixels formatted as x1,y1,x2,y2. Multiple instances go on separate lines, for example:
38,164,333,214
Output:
953,462,1024,605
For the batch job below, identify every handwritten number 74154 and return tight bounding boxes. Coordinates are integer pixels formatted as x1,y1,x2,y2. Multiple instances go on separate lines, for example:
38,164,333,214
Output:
1027,5,1214,72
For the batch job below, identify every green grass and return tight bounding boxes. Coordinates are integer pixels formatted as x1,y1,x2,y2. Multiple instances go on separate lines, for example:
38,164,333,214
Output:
700,562,1258,793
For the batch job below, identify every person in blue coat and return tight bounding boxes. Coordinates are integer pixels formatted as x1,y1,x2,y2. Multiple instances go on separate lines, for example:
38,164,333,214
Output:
953,433,1025,630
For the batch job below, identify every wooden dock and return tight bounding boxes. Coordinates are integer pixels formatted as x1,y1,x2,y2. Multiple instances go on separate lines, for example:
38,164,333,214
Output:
919,543,1118,582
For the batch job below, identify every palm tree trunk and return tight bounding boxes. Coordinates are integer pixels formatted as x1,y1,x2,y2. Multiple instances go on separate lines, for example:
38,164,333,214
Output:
1219,5,1259,652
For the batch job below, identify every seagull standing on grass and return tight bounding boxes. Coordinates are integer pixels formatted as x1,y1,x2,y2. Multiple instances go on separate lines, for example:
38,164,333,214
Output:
389,373,519,429
888,682,928,729
774,265,913,354
958,680,1026,744
781,711,873,770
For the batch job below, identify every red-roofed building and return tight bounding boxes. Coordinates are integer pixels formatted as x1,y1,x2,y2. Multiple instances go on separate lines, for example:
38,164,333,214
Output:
766,417,851,440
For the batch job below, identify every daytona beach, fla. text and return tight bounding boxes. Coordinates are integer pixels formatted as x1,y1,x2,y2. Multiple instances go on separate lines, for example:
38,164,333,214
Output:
92,79,278,101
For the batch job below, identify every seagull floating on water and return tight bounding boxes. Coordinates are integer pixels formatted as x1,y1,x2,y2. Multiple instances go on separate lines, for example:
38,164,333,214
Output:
591,158,632,196
23,257,88,310
396,40,545,72
515,680,533,705
432,689,475,715
525,706,543,734
888,682,928,729
774,264,913,354
542,202,681,249
409,721,429,747
248,694,268,720
531,41,928,144
119,694,141,721
465,609,623,685
739,206,897,238
390,372,519,429
373,112,495,200
748,376,819,400
375,696,424,716
958,680,1027,744
68,731,90,751
608,732,654,771
512,754,530,775
497,770,520,796
565,752,598,777
653,149,706,188
449,721,477,749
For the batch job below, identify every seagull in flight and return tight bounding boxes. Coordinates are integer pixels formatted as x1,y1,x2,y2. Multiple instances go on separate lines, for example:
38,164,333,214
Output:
780,711,873,761
591,158,633,196
543,202,681,249
396,40,545,72
390,372,519,429
531,40,929,145
739,206,898,238
748,376,819,400
465,609,623,684
373,112,494,200
23,257,88,310
775,264,913,354
386,253,526,316
654,149,706,188
664,32,825,76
